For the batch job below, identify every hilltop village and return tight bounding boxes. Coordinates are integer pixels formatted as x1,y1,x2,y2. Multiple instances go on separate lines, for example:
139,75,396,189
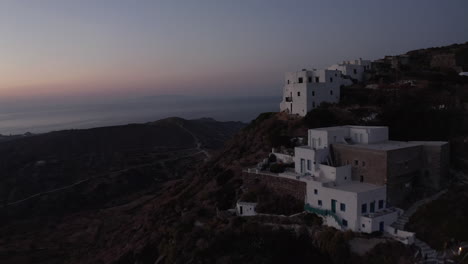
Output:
239,58,451,248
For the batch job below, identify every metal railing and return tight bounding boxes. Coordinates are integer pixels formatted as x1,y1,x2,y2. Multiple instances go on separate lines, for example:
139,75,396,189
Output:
304,203,342,228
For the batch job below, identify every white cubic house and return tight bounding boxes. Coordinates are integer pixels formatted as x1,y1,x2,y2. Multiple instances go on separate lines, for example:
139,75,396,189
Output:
279,69,352,116
282,126,400,233
328,58,372,82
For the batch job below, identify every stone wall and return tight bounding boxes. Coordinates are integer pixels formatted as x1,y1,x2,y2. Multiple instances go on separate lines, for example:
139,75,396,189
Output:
242,171,306,202
333,144,424,206
332,144,388,185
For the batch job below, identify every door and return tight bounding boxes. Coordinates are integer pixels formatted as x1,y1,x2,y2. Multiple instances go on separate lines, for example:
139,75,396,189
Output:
331,199,337,213
379,221,384,232
300,159,305,174
239,206,243,215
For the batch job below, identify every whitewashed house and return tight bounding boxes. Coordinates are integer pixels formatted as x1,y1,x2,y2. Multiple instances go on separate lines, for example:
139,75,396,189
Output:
328,58,372,82
279,69,352,116
236,201,257,216
280,126,401,233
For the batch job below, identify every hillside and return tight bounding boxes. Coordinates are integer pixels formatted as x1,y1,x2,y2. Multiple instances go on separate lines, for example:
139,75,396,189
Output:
0,117,244,264
2,42,468,263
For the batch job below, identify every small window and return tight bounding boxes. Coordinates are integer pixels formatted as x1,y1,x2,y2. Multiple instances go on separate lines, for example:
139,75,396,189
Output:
370,201,375,213
360,175,364,182
335,73,337,77
361,203,367,214
353,69,357,74
298,77,303,83
362,161,366,167
287,80,290,84
314,189,318,195
378,200,384,209
315,77,319,82
330,90,333,95
307,160,311,170
354,160,358,166
297,92,300,96
312,91,315,96
312,102,316,108
330,77,333,82
308,77,312,83
340,203,346,212
346,160,349,165
342,219,348,227
362,224,365,228
318,200,322,206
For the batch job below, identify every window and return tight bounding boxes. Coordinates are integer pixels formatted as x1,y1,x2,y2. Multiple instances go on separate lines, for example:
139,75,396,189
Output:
361,204,367,214
362,161,366,167
342,219,348,227
315,77,319,82
354,160,358,166
308,77,312,83
312,91,315,96
318,138,321,147
340,203,346,212
298,77,303,83
346,160,349,165
353,69,357,74
330,77,333,82
307,160,311,170
287,80,290,84
360,175,364,182
297,92,301,96
370,201,375,213
318,200,322,206
314,189,318,195
378,200,384,209
312,102,316,108
330,90,333,95
335,73,337,77
362,224,365,228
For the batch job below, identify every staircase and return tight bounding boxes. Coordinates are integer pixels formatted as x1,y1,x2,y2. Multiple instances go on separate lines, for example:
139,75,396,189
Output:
391,189,447,230
391,190,447,263
414,238,439,264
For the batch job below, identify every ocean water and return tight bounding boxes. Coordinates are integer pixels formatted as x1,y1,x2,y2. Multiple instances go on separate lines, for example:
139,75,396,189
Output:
0,96,279,135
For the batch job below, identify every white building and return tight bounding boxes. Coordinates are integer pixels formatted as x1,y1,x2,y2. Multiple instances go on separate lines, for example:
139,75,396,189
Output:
236,201,257,216
328,58,372,82
279,69,352,116
278,125,401,233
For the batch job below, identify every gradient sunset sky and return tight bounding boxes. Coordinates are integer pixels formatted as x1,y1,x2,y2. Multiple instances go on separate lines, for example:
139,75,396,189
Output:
1,0,467,100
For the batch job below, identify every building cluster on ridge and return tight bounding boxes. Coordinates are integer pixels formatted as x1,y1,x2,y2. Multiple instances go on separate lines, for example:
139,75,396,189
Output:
280,58,371,116
238,58,450,245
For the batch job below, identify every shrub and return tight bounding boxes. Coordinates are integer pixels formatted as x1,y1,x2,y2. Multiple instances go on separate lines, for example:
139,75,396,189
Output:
269,163,285,173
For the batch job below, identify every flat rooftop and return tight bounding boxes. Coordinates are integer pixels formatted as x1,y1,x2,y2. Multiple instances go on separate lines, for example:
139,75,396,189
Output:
312,125,387,132
334,140,421,151
330,181,384,193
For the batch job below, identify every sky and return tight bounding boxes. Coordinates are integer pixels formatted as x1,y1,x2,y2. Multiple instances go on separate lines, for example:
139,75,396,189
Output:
0,0,467,101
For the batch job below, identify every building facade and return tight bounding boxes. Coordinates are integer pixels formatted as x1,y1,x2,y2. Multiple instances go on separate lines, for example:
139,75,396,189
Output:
328,58,372,82
279,69,352,116
295,125,449,206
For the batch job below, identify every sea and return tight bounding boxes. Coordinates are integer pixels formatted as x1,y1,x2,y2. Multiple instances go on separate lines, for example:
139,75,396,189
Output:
0,95,279,135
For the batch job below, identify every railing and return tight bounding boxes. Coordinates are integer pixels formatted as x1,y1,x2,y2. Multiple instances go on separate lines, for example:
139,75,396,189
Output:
304,203,342,228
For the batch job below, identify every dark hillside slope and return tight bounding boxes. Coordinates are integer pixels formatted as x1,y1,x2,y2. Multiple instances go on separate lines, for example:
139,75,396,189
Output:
0,118,244,205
